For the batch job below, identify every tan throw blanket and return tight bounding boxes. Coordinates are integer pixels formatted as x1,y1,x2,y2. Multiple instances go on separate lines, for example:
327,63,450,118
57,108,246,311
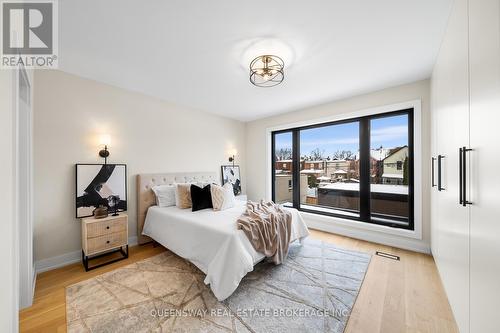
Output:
237,200,292,265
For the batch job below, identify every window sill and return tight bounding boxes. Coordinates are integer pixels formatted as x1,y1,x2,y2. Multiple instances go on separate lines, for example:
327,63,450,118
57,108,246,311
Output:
301,210,422,240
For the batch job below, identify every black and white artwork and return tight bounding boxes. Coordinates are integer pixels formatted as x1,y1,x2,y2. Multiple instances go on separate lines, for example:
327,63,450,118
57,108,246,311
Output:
76,164,127,218
221,165,241,196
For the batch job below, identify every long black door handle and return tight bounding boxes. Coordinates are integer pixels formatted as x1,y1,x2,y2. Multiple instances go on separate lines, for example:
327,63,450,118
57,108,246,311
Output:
432,157,436,188
438,155,445,191
462,147,472,206
459,148,463,205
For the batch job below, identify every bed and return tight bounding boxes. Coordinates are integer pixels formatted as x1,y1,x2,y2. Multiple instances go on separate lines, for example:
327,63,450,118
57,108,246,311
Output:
137,172,310,301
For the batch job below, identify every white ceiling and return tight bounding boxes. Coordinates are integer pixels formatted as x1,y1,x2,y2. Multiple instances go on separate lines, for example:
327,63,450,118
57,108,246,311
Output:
59,0,452,122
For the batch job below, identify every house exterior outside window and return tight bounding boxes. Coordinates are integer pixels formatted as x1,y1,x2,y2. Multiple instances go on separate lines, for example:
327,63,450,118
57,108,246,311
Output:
272,108,414,230
381,146,409,186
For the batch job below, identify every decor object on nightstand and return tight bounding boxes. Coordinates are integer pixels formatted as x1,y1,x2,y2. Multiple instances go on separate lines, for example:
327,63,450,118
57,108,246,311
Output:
75,164,127,218
93,205,108,219
221,165,241,196
81,213,128,271
107,195,120,216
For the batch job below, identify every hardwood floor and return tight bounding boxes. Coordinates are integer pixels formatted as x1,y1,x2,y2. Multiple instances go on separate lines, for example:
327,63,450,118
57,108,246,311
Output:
314,230,459,333
20,244,165,333
19,230,458,333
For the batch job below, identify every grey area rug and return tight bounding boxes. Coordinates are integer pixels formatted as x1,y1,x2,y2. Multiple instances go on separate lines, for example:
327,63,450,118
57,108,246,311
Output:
66,238,371,333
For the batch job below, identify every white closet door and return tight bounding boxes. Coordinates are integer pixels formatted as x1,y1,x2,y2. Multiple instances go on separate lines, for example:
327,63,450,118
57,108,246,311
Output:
430,0,470,331
469,0,500,331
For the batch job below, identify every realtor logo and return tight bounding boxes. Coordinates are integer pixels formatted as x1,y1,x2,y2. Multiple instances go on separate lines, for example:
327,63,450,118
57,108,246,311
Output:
1,0,58,68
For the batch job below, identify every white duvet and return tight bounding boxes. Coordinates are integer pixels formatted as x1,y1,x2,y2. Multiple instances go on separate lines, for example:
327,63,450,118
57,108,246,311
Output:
142,200,309,301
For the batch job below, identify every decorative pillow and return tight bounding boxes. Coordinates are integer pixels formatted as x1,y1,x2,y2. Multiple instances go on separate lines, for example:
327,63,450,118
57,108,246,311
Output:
176,183,192,209
211,182,236,211
195,181,211,188
191,184,213,212
151,184,176,207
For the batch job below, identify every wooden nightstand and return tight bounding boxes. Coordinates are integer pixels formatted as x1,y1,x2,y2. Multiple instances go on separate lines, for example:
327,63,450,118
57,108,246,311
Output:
81,213,129,271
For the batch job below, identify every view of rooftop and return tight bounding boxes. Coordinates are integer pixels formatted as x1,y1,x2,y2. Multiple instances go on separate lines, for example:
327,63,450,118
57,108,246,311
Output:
273,113,411,226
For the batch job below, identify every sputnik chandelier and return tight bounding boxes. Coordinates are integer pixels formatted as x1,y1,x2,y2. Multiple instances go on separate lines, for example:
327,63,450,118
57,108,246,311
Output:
249,55,284,87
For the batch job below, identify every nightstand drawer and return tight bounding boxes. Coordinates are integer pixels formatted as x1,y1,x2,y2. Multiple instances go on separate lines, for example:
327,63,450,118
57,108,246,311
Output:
86,217,127,238
86,231,127,255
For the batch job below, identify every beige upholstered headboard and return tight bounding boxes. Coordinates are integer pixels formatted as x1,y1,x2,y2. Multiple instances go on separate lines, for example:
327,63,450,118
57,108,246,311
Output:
136,172,218,244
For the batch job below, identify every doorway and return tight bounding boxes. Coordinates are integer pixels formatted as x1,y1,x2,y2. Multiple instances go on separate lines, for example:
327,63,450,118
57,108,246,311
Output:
17,66,34,309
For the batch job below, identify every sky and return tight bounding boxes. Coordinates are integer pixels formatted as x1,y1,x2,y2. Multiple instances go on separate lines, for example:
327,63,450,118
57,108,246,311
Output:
275,114,408,157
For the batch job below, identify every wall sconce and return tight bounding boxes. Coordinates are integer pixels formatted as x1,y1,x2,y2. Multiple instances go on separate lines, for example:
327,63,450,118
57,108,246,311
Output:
99,134,111,164
228,148,237,168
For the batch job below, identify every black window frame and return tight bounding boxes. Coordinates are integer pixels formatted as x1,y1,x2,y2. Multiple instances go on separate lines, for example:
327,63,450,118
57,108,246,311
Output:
271,108,414,230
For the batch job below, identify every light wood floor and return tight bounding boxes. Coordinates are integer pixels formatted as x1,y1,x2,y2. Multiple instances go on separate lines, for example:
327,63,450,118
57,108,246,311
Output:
19,230,458,333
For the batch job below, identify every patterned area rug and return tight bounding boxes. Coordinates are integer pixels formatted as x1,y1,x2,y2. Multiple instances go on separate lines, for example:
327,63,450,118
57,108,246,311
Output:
66,238,371,333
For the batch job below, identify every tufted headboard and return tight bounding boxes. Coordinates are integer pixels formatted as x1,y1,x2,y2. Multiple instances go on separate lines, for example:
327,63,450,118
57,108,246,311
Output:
136,172,219,244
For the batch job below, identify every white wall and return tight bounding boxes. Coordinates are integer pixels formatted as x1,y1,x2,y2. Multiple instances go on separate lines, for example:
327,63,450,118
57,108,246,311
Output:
245,80,431,252
0,70,17,331
33,70,246,264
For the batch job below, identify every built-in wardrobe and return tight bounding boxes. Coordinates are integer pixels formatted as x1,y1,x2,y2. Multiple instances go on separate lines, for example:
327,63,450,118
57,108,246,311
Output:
431,0,500,332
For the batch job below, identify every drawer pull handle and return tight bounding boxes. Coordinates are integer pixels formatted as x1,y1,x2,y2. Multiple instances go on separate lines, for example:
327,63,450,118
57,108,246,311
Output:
106,240,110,244
106,226,110,229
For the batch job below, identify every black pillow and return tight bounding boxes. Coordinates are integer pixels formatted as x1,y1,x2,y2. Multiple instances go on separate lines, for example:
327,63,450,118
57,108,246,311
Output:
190,184,213,212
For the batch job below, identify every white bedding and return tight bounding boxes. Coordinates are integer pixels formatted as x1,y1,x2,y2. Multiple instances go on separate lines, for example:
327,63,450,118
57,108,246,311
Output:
142,200,309,301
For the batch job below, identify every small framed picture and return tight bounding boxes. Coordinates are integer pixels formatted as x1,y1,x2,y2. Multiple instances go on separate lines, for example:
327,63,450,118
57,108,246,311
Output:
75,164,127,218
221,165,241,196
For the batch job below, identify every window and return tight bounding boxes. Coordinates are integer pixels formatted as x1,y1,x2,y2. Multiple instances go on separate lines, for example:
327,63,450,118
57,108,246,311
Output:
370,113,411,226
272,131,293,206
272,109,414,230
299,121,360,218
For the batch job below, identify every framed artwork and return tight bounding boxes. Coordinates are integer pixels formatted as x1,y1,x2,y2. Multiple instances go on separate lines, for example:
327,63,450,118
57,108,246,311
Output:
75,164,127,218
221,165,241,196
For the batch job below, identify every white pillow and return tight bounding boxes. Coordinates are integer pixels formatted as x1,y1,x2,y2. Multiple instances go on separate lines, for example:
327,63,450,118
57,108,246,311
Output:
152,184,176,207
211,182,235,211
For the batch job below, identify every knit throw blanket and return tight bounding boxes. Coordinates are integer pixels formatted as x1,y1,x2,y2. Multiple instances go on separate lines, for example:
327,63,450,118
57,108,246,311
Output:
237,200,292,265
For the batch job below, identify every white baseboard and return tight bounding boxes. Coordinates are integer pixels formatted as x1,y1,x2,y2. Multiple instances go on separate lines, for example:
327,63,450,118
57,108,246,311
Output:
306,216,431,254
35,236,138,274
129,236,138,247
32,269,36,300
128,236,137,247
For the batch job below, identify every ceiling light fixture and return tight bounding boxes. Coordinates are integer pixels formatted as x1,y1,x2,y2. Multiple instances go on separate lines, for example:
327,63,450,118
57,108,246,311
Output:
249,55,284,87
